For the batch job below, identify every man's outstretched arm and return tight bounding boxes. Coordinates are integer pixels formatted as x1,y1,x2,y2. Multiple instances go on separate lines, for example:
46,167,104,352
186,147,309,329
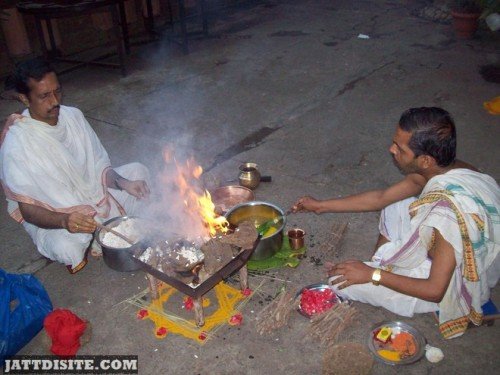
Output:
293,173,426,214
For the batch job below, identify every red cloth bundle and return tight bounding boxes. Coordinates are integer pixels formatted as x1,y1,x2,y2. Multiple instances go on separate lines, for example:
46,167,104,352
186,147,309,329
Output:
43,309,87,357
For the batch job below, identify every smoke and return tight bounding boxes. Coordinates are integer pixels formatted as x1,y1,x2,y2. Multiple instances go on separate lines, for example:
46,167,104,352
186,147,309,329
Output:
141,146,213,243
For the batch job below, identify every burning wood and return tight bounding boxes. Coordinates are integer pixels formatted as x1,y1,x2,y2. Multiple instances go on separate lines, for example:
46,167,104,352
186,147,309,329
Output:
137,221,258,288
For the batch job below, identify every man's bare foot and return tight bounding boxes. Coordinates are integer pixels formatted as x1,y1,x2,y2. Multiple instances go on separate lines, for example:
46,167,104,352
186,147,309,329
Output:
90,246,103,257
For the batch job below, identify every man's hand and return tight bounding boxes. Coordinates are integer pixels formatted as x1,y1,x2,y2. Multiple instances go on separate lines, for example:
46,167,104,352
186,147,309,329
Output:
328,260,374,289
118,178,150,200
19,202,97,232
63,212,97,233
292,196,323,214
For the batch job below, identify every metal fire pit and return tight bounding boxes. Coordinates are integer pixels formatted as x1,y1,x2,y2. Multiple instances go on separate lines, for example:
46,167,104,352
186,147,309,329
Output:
132,237,260,299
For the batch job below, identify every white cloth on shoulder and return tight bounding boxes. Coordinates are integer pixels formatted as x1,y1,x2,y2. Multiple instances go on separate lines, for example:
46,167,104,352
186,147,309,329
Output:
331,169,500,338
0,106,150,269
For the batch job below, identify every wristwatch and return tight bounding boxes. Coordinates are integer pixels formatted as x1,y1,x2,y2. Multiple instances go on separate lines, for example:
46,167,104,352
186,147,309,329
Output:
372,268,382,286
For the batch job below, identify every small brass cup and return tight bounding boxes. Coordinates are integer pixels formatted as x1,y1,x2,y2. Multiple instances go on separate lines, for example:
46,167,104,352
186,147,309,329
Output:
288,228,305,250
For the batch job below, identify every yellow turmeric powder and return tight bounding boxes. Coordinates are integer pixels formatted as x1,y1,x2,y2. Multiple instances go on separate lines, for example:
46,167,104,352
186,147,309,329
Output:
377,349,401,362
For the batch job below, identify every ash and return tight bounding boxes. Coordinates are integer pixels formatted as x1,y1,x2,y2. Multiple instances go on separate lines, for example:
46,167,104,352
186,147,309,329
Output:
137,221,258,286
140,238,204,271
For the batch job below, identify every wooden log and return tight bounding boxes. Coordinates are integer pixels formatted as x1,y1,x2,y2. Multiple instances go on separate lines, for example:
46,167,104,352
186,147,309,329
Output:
147,274,159,300
239,265,248,291
193,296,205,327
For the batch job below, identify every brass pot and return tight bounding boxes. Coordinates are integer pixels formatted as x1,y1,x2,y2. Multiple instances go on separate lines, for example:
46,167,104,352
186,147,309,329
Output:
238,162,261,190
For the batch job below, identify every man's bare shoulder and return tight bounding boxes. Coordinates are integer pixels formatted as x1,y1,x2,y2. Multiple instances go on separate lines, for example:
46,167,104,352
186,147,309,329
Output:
382,174,426,203
405,173,427,189
453,159,480,172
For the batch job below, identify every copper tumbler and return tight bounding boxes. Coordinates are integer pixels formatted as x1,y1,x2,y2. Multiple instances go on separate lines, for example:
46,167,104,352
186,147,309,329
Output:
288,228,305,250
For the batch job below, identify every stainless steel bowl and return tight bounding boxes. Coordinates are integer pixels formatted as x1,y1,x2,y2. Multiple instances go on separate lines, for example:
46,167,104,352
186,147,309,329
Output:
225,201,285,260
95,216,144,272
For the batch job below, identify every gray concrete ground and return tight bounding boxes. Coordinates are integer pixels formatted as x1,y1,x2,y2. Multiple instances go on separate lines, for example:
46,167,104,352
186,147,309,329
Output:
1,0,499,374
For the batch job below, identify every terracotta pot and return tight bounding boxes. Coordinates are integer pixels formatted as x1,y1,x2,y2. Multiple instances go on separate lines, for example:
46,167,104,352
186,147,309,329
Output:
451,11,480,39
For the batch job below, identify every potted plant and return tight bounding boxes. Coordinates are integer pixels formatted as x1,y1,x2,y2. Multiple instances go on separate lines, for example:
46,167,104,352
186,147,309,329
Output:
450,0,482,38
450,0,500,37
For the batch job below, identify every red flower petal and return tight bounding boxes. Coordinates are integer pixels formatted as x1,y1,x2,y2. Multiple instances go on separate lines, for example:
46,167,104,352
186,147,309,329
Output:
300,288,336,316
137,309,148,319
184,297,194,311
198,331,207,340
156,327,168,336
229,313,243,326
242,288,253,296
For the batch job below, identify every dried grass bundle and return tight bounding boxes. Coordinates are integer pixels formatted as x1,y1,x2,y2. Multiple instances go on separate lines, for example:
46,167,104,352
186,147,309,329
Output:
255,290,297,335
307,302,357,347
319,222,348,255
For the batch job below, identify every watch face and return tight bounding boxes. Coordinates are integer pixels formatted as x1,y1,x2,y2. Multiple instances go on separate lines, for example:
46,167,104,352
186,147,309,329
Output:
372,269,381,284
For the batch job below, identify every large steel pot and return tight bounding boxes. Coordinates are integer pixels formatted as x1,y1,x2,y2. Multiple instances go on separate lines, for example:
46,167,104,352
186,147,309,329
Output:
225,201,285,260
95,216,144,272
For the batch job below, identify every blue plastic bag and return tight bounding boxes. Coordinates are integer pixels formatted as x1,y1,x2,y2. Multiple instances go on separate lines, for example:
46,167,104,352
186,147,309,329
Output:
0,269,53,364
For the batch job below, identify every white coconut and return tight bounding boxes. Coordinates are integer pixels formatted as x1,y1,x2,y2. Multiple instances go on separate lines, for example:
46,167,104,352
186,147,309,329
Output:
425,344,444,363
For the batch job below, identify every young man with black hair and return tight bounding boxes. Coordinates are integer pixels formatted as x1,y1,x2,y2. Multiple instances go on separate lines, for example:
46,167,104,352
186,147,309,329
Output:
293,107,499,338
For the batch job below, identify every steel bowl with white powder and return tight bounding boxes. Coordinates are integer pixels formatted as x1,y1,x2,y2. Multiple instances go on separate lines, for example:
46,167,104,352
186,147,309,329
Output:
96,216,145,272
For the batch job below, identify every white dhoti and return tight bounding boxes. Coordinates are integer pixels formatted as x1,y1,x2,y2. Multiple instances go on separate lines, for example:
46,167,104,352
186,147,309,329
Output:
330,197,439,317
331,169,500,338
22,162,150,269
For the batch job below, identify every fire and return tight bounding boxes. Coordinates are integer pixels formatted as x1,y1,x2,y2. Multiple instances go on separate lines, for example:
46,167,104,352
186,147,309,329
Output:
161,149,228,238
197,190,229,237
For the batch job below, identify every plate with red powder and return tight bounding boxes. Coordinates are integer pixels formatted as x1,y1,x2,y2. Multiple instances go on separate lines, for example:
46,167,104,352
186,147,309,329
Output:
296,283,342,318
367,321,426,365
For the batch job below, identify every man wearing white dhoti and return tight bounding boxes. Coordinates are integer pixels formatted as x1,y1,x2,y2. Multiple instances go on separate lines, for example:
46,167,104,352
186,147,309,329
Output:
293,107,500,338
0,58,150,273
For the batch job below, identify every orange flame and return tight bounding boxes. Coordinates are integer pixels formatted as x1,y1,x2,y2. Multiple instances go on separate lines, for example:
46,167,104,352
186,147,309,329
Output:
166,154,228,238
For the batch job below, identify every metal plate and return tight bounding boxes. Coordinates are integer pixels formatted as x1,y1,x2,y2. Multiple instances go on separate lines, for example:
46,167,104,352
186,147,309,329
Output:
296,283,341,318
210,185,255,214
367,321,427,365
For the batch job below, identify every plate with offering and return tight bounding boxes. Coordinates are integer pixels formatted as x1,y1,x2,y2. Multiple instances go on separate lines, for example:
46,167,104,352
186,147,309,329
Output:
296,283,341,318
367,321,426,365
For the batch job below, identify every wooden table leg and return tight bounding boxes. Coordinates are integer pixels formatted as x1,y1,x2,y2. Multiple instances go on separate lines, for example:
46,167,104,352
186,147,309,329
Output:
239,265,248,291
147,274,159,300
200,0,208,36
177,0,188,54
110,3,127,76
193,296,205,327
34,18,49,60
118,0,130,54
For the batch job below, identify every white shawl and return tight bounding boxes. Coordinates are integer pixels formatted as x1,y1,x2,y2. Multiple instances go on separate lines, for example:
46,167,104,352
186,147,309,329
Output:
0,105,112,221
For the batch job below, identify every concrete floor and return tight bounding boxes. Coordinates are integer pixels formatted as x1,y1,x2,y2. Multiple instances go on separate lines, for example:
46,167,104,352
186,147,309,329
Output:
1,0,499,374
